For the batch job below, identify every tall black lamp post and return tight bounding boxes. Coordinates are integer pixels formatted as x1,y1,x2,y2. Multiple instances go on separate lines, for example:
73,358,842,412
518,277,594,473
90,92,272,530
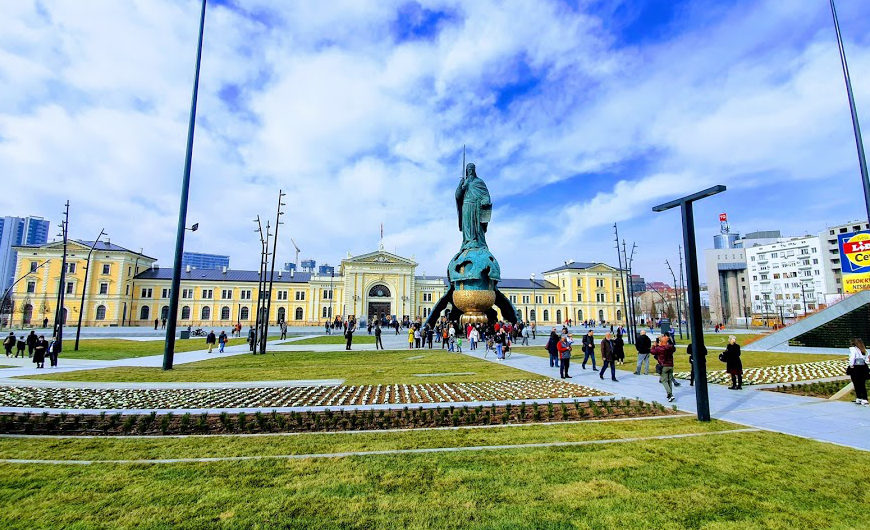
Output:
163,0,207,371
653,185,726,422
74,229,106,351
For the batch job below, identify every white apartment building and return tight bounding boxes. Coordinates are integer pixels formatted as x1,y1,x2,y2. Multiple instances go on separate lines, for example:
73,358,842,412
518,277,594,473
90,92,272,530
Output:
745,236,825,322
819,220,870,298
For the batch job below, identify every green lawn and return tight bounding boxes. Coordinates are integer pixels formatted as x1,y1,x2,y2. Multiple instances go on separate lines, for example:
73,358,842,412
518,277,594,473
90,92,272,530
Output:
20,349,543,385
292,335,376,345
1,417,868,528
57,336,281,361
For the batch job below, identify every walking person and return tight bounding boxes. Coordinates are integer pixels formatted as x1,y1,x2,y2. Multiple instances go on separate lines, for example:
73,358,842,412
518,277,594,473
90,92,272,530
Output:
651,335,676,402
345,321,355,350
722,335,743,390
556,334,572,378
531,322,536,340
375,324,384,350
414,326,422,348
218,330,228,353
161,317,167,329
32,335,47,368
614,331,625,365
15,336,26,358
599,332,618,382
456,334,463,353
247,326,256,352
154,318,159,330
521,325,529,346
469,325,479,350
47,336,59,367
3,332,14,356
206,330,216,353
581,330,597,370
545,328,560,368
848,338,869,405
408,327,415,350
280,321,287,340
634,329,652,375
26,330,37,358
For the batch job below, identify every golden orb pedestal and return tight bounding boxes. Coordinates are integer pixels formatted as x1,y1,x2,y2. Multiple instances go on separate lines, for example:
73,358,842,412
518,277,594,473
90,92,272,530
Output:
453,289,496,325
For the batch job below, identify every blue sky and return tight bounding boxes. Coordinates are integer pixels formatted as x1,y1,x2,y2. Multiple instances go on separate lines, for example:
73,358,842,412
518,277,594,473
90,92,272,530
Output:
1,0,869,284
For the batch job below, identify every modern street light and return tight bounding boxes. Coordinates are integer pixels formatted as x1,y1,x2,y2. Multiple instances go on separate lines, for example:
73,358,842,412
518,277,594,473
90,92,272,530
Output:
530,273,537,325
163,0,207,371
653,184,727,422
74,229,106,351
665,259,683,339
53,201,70,354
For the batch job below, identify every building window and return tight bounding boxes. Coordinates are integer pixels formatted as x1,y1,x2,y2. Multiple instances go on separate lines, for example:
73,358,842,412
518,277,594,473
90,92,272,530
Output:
543,310,549,321
278,307,286,322
99,283,109,295
322,306,328,318
95,305,106,321
222,289,232,299
278,290,288,301
577,309,583,321
596,293,605,302
535,295,542,304
530,309,536,321
201,306,211,320
26,281,35,294
240,306,249,320
182,289,193,299
67,263,76,274
221,306,230,320
102,264,110,275
126,285,129,295
596,279,604,288
295,307,304,320
139,305,150,320
161,306,169,320
66,282,74,295
161,288,169,298
577,293,582,302
510,295,517,303
181,306,191,320
202,289,213,299
547,295,554,304
576,278,582,287
141,288,153,298
240,290,252,300
423,293,432,302
295,291,305,301
522,295,529,304
30,261,38,272
323,289,333,300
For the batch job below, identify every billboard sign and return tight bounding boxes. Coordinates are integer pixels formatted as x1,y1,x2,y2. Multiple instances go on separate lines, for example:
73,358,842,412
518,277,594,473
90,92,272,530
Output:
839,230,870,293
719,213,727,222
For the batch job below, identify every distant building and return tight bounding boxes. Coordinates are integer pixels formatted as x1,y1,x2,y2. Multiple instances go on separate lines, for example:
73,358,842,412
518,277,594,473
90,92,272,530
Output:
746,236,825,322
819,220,870,298
646,281,672,292
300,259,316,273
283,262,297,273
0,216,50,292
630,274,646,293
180,252,229,271
318,264,335,276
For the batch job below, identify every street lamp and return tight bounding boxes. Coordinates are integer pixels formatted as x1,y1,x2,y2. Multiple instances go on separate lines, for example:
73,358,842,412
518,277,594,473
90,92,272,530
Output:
653,184,727,422
329,269,334,324
741,285,749,329
665,259,683,339
530,273,537,325
74,229,106,351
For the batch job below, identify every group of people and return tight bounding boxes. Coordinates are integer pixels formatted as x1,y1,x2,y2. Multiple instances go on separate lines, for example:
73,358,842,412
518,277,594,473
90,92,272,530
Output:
3,331,57,368
545,328,626,381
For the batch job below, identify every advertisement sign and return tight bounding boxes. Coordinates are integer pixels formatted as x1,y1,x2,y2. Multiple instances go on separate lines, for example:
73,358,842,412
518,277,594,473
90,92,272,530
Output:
839,230,870,293
719,213,727,222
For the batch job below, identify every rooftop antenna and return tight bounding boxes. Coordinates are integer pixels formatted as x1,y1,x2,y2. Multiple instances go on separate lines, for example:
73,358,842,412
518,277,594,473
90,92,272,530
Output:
290,237,301,269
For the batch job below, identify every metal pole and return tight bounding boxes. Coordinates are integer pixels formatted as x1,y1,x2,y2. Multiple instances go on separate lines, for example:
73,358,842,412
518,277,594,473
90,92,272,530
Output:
261,191,285,354
665,260,683,340
74,229,105,351
680,202,710,421
742,285,749,329
53,201,70,353
613,224,629,334
830,0,870,223
678,247,688,341
163,0,207,370
253,217,266,354
622,240,634,344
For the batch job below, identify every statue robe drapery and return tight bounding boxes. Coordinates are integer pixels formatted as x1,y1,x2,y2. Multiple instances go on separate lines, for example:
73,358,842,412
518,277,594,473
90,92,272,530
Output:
455,175,492,251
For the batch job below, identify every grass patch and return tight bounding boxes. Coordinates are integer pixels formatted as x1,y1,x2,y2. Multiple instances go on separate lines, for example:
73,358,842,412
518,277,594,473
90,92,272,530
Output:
58,336,281,361
292,335,376,345
20,349,543,385
768,380,856,401
0,421,868,528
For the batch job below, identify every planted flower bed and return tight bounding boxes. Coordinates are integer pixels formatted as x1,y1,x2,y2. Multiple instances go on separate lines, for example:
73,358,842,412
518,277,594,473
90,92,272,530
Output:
674,360,848,386
0,379,607,410
0,398,676,436
766,380,854,400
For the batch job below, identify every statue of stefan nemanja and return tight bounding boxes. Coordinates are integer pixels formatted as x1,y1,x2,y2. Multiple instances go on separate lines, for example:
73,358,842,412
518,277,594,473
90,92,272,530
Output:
425,162,518,328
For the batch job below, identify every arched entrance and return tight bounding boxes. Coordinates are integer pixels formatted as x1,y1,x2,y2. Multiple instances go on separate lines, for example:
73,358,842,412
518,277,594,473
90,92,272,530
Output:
367,284,391,322
22,304,33,325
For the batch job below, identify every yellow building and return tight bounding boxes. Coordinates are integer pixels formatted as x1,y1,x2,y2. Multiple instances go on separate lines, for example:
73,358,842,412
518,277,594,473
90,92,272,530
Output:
11,242,627,328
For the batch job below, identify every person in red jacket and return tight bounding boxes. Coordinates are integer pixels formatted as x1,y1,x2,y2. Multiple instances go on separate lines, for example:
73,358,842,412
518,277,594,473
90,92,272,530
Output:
651,335,676,402
556,334,572,379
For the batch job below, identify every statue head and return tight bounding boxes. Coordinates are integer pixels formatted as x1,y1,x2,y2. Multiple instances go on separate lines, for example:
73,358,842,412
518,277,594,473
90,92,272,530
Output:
465,163,476,177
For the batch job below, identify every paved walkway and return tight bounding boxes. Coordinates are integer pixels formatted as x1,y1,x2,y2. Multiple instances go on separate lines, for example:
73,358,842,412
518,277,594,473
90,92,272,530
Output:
455,348,870,452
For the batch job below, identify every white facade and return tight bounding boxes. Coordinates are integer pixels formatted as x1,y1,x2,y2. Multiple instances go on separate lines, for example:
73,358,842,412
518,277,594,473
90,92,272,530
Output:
819,220,870,298
746,236,825,321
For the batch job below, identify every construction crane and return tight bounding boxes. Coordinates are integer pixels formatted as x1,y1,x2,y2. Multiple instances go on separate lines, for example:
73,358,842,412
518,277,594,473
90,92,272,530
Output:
290,238,301,269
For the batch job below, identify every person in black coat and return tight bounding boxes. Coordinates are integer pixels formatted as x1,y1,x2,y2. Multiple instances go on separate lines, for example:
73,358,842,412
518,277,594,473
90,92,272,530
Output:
614,332,625,365
32,336,47,368
634,330,652,375
345,320,355,350
26,331,37,357
545,328,559,368
722,335,743,389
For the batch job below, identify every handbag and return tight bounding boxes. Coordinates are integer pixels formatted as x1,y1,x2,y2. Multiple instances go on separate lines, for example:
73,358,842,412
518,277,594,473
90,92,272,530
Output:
718,352,726,363
655,363,663,375
846,366,854,376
